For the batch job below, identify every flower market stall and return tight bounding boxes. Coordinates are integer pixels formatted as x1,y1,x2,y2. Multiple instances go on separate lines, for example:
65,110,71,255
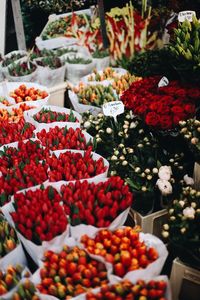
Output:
0,1,200,300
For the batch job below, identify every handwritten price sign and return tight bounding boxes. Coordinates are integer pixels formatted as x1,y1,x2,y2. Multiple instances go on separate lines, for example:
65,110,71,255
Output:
103,101,124,121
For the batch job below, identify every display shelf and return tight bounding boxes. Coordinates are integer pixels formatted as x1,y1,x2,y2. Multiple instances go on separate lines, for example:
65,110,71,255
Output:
48,82,68,107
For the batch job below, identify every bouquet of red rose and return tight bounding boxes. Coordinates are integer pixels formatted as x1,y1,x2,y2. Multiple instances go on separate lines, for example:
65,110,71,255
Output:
121,76,200,131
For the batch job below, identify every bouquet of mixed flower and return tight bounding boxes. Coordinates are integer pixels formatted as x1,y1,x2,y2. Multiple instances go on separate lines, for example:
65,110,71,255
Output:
162,185,200,268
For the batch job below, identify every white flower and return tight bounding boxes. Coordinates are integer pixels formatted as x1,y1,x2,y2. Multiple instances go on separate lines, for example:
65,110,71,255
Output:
122,160,128,166
191,202,197,208
156,179,173,196
130,122,136,129
163,224,169,230
158,166,172,181
111,155,118,161
183,206,195,219
183,174,194,186
180,227,186,234
84,121,91,128
179,200,185,207
141,186,147,192
106,128,112,134
152,168,158,174
162,231,169,238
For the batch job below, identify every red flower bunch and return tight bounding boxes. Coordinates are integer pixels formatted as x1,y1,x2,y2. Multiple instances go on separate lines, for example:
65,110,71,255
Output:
86,279,167,300
81,227,159,277
0,140,49,172
0,119,35,146
11,186,67,244
47,150,107,182
61,176,133,227
36,126,93,151
9,84,48,103
0,160,48,206
121,76,200,130
37,246,108,297
33,108,79,123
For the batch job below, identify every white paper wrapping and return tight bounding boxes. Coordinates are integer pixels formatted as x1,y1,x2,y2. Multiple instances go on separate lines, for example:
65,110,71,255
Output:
24,105,82,127
70,208,130,240
34,122,93,149
71,275,172,300
0,243,27,269
0,267,30,300
0,81,49,106
1,189,70,265
0,50,27,78
58,45,91,60
92,56,111,71
36,64,66,87
78,227,168,283
50,149,109,181
81,68,128,85
65,59,95,85
35,9,91,50
68,90,102,115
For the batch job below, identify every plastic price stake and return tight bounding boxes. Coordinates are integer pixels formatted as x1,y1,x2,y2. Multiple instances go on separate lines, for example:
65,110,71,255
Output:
158,76,169,88
103,101,124,122
178,11,196,22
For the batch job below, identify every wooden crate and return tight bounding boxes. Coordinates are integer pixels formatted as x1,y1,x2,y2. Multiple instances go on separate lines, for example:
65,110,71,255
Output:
170,258,200,300
127,208,168,240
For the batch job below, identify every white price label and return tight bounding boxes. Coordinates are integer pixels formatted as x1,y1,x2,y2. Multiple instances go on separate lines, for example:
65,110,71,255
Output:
178,11,196,22
158,76,169,88
103,101,124,118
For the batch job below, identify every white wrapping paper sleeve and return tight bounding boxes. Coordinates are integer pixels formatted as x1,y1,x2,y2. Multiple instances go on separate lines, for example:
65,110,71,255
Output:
24,105,82,127
78,227,168,283
65,61,95,85
0,81,49,105
93,56,110,71
36,64,65,87
81,68,128,85
70,207,130,240
0,50,27,78
68,90,102,115
109,233,168,283
0,243,27,269
71,275,172,300
1,190,70,265
0,266,30,300
33,122,93,149
50,149,109,181
35,9,91,50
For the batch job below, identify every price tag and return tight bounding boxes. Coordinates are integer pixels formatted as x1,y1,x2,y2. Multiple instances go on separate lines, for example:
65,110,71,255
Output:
103,101,124,122
158,76,169,88
178,11,196,22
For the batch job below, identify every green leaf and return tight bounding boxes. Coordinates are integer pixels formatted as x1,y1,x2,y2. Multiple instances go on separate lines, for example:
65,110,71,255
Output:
48,186,55,200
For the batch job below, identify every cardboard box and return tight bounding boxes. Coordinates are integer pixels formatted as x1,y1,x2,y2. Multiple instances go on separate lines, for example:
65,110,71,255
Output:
129,208,168,240
48,82,68,107
170,258,200,300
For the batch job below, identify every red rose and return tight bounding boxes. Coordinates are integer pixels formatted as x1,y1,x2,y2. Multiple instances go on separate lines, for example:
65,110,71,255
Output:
187,89,200,100
159,115,173,130
145,112,160,128
134,105,148,115
157,104,171,115
174,89,186,98
171,105,184,114
183,104,195,115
